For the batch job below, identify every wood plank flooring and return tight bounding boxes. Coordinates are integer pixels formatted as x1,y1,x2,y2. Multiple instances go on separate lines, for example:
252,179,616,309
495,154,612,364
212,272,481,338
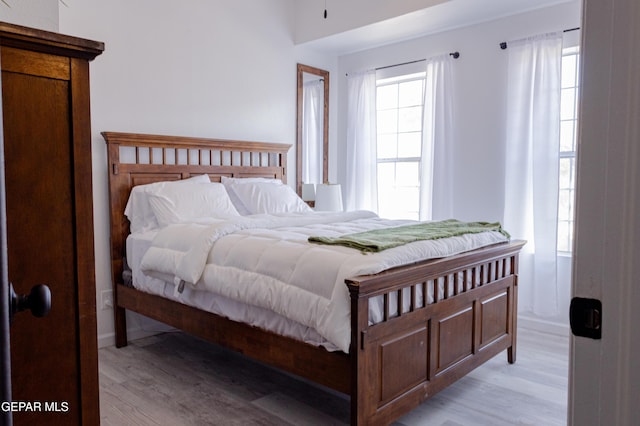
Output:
99,326,569,425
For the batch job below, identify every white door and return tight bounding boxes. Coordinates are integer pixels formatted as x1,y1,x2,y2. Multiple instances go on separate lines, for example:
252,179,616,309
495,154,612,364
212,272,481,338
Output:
569,0,640,424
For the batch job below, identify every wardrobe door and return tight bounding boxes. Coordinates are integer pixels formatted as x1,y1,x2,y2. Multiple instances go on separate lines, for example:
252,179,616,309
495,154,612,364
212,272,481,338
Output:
1,27,102,426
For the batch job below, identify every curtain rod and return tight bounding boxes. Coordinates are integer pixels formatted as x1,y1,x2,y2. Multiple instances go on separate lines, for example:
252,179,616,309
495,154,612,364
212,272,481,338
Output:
375,52,460,71
346,51,460,76
376,58,425,71
499,27,580,50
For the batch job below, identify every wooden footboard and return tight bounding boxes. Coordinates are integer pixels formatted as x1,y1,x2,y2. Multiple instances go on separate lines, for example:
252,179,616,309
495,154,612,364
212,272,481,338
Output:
347,240,524,425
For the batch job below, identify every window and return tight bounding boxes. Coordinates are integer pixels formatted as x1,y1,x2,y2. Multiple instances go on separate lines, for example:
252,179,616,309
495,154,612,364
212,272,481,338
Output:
558,46,580,252
376,72,425,220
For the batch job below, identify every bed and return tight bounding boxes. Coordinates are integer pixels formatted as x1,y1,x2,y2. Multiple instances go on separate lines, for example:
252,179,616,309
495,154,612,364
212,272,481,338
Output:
104,131,525,425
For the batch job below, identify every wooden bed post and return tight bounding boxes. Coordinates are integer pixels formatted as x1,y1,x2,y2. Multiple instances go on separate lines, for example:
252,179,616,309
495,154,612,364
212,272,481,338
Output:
349,284,372,425
105,139,129,347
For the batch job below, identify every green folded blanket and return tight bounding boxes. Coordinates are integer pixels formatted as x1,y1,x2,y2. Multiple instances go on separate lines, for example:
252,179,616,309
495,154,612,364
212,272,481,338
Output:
308,219,510,253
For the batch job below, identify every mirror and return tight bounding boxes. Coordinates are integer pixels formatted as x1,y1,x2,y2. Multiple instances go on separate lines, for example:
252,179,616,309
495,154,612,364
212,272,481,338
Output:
296,63,329,197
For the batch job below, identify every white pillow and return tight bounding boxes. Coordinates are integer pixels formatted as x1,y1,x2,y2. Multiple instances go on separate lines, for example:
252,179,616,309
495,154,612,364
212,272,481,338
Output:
125,174,210,233
148,182,240,227
227,181,312,215
221,176,283,215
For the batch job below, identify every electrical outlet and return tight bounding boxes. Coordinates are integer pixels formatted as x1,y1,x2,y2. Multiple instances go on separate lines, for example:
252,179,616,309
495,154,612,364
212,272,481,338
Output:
101,290,113,310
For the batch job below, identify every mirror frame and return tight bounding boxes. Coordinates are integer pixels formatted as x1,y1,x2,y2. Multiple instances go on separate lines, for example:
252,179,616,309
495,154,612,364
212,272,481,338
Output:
296,63,329,196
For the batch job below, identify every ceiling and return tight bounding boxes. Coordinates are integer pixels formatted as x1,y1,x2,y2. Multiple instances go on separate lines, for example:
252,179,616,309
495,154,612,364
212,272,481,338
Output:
298,0,577,55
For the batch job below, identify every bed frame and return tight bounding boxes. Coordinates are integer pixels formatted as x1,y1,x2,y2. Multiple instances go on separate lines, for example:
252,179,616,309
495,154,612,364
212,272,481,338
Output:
103,131,525,425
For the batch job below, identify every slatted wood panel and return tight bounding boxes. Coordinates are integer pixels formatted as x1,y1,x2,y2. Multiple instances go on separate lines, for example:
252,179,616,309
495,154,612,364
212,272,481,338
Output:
347,242,523,425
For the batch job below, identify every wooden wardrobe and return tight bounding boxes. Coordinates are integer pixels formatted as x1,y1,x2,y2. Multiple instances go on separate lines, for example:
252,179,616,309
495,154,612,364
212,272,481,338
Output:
0,22,103,425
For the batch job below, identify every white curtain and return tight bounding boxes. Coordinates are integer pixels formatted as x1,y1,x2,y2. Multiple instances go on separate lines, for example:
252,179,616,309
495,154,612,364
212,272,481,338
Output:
302,80,324,184
504,32,563,317
420,54,455,221
345,70,378,212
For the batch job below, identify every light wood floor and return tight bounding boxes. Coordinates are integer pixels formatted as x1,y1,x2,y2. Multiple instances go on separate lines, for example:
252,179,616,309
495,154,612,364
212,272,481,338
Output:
99,326,569,425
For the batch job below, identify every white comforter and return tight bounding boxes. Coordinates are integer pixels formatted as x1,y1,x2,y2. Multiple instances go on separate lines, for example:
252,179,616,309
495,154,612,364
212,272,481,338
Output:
139,211,508,352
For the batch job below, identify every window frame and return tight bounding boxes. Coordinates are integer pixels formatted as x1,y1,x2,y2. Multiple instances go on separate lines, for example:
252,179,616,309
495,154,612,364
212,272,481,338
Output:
375,70,426,221
557,45,580,254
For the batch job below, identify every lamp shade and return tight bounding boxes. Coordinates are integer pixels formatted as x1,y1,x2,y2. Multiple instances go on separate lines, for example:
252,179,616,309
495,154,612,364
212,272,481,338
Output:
315,184,343,212
301,183,316,201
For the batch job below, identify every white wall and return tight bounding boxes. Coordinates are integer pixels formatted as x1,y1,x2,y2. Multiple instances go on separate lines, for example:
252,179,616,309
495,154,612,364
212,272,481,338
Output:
0,0,58,32
337,1,581,329
57,0,336,347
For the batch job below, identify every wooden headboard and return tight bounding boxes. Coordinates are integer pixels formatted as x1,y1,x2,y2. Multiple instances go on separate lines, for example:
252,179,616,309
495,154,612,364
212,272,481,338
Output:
102,131,291,290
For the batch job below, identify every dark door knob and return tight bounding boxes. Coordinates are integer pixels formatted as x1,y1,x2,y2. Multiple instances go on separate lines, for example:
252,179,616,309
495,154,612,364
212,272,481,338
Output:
8,283,51,324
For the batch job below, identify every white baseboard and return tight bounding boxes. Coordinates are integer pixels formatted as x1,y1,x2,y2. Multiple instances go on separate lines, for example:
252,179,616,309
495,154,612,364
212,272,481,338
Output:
98,310,177,348
518,313,571,337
